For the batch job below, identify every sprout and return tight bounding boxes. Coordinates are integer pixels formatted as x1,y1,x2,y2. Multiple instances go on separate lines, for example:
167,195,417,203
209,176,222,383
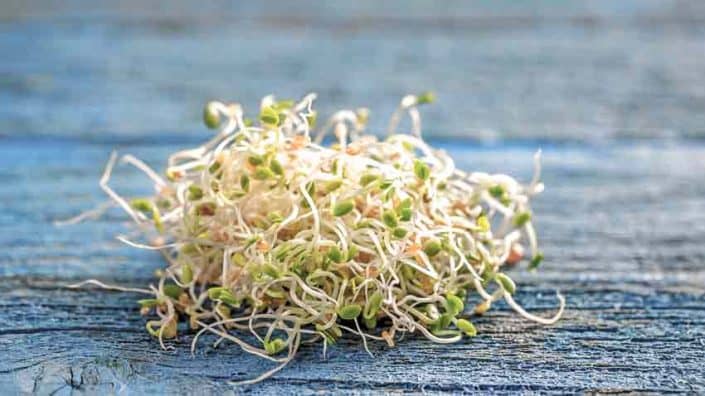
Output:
270,159,284,176
138,298,159,308
248,155,264,166
364,291,383,320
477,215,490,232
264,338,287,355
181,264,193,284
423,239,442,257
381,210,398,228
324,179,343,193
444,294,464,316
413,159,430,181
399,207,412,221
529,252,544,271
259,106,279,126
416,91,436,105
514,212,532,227
488,185,504,198
359,173,379,186
338,304,362,320
188,185,204,201
240,174,250,191
253,166,274,180
456,319,477,337
332,200,354,217
392,227,408,239
203,101,221,129
130,198,152,213
496,273,516,295
327,245,344,263
66,93,563,385
163,284,182,299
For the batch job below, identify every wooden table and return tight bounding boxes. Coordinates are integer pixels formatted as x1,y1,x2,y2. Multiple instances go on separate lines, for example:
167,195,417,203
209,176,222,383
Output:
1,1,704,394
1,139,703,394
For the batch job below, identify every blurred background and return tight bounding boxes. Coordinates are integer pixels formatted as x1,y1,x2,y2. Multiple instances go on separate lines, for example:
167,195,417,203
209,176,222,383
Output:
2,0,704,142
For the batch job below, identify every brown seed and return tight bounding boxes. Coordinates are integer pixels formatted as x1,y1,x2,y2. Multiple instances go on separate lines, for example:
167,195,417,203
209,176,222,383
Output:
355,251,374,263
256,239,270,253
381,329,395,347
288,135,308,150
474,300,491,315
405,243,421,256
167,169,183,181
216,152,226,164
159,185,175,196
346,144,361,155
506,244,524,265
161,317,178,339
178,292,190,306
189,314,200,330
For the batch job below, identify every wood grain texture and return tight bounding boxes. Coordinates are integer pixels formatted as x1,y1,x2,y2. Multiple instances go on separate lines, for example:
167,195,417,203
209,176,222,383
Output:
1,138,704,394
2,1,705,393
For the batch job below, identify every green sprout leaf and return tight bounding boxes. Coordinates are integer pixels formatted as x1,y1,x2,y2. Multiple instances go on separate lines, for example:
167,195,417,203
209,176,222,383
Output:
423,239,442,257
496,273,516,294
435,313,453,329
392,227,408,239
456,319,477,337
338,304,362,320
240,174,250,191
203,102,221,129
529,252,544,271
259,106,279,126
382,210,398,228
207,287,226,300
488,185,504,198
188,185,203,201
477,215,490,232
513,212,532,227
416,91,436,105
130,198,153,213
413,159,430,181
306,111,317,128
324,179,343,193
253,166,274,180
364,291,383,319
163,284,182,299
248,155,264,166
270,158,284,176
327,245,344,263
207,287,240,306
399,207,413,221
444,294,464,316
274,99,294,110
137,299,159,308
332,200,354,217
264,338,287,355
359,173,379,186
180,264,193,284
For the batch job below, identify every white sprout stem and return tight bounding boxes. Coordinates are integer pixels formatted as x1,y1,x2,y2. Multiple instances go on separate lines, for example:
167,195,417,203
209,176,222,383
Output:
503,292,565,325
62,92,560,386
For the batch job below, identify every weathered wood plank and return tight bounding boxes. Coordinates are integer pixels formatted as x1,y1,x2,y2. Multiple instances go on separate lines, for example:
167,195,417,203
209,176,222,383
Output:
1,138,705,393
1,277,704,394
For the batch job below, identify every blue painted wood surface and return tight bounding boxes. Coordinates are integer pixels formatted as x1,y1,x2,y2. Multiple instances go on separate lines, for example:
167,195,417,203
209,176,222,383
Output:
1,1,705,394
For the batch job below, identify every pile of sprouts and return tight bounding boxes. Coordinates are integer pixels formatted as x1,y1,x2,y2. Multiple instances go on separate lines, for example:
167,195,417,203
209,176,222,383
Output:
65,92,564,384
